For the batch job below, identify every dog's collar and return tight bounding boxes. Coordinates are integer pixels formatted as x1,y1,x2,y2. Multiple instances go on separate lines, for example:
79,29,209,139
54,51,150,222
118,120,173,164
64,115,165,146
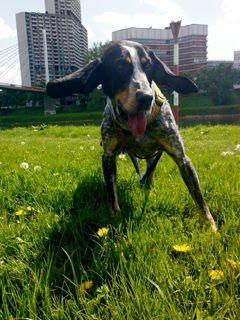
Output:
154,81,165,107
147,82,165,124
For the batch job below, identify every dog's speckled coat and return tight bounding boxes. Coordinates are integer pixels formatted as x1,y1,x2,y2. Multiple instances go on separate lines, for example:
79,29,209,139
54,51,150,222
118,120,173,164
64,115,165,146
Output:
47,40,217,231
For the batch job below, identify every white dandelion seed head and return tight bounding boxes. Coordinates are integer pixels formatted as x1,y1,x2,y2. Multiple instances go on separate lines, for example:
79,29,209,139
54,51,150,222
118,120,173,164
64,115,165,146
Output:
80,146,84,150
221,151,235,157
20,162,29,169
34,165,41,172
21,141,26,145
235,144,240,151
16,237,24,243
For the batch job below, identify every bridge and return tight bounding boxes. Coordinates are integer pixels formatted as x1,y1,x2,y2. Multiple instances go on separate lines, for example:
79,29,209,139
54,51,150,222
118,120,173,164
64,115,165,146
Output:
0,42,47,93
0,42,57,114
0,82,45,93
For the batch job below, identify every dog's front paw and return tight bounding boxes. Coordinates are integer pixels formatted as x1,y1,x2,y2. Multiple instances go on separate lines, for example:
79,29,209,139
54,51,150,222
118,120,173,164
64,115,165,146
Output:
204,213,217,232
209,220,218,233
111,204,121,216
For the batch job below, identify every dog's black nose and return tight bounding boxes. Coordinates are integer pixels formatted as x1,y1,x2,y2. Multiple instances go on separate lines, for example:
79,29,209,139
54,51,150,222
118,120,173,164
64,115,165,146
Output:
136,91,153,109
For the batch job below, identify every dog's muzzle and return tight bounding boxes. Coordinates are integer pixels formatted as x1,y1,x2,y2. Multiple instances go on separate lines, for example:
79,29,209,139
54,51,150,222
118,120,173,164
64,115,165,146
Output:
127,84,164,137
126,91,153,137
136,90,153,111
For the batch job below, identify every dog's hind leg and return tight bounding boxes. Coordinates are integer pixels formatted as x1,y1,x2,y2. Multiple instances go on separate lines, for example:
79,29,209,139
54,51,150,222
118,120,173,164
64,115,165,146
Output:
128,153,143,181
102,153,121,215
141,152,163,188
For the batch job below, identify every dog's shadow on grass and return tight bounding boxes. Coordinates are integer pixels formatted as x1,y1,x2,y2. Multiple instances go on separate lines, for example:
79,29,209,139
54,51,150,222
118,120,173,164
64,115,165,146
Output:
39,171,135,296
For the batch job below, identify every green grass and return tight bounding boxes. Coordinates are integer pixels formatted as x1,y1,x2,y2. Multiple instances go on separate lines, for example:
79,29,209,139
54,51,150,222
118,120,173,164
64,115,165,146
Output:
0,107,102,128
180,103,240,116
0,125,240,319
171,94,240,117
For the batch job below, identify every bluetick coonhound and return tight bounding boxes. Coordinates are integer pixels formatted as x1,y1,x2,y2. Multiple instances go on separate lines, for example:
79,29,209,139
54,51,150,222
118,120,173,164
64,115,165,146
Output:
46,40,217,231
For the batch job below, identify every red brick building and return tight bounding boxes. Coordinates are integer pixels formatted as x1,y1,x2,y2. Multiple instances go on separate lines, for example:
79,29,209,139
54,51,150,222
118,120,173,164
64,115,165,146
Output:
112,24,208,74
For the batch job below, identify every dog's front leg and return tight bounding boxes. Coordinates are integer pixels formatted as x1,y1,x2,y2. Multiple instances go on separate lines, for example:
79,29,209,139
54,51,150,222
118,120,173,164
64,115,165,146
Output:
174,155,217,232
102,153,121,215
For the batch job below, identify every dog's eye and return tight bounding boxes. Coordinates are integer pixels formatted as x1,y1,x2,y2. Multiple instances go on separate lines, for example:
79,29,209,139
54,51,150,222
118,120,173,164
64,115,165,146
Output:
141,57,150,68
125,56,132,64
141,58,151,71
115,59,133,78
141,57,148,65
113,59,133,92
117,59,132,69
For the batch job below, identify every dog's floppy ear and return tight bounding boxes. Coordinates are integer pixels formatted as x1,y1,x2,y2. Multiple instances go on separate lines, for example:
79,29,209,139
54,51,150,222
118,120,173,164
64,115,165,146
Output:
46,59,103,98
149,51,198,94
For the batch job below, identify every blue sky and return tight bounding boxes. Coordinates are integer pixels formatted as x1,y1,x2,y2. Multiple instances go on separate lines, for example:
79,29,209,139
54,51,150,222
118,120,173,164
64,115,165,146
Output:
0,0,240,83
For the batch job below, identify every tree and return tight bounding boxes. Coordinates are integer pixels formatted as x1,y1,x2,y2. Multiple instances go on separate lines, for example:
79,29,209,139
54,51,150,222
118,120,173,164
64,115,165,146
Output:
196,63,240,105
78,41,112,111
0,89,44,109
85,41,112,63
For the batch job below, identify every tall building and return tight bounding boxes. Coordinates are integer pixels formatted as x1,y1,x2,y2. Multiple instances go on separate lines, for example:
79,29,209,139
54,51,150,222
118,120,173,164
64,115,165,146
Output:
207,60,233,69
16,0,88,86
233,51,240,70
112,24,208,74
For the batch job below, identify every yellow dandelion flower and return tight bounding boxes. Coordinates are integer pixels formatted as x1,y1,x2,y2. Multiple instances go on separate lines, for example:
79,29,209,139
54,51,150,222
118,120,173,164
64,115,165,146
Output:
79,280,93,291
53,172,60,176
15,209,26,216
209,269,224,281
97,227,109,238
173,244,191,253
27,206,33,211
227,259,238,269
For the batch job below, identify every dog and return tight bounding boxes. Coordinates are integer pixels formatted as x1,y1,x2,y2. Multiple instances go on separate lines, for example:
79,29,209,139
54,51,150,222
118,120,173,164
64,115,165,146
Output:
46,40,217,231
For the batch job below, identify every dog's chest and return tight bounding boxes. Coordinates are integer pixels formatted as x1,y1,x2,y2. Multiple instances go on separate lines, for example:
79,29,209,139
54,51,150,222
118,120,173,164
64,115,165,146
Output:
119,130,161,158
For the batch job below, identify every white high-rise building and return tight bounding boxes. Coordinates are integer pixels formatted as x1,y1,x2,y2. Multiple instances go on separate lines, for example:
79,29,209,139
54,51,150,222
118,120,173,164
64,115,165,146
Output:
233,51,240,70
16,0,88,86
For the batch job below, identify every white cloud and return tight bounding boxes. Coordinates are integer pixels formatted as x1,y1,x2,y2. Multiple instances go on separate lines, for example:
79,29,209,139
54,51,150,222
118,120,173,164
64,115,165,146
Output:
0,17,16,40
93,11,174,29
141,0,183,19
208,0,240,59
91,11,164,45
91,0,185,46
84,24,95,44
93,0,184,29
220,0,240,21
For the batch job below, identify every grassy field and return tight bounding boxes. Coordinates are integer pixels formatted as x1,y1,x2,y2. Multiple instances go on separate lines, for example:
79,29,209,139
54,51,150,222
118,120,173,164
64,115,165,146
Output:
0,124,239,319
0,108,102,128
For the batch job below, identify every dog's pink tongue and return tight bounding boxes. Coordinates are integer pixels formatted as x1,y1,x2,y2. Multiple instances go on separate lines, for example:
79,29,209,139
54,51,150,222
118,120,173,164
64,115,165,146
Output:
128,112,147,136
